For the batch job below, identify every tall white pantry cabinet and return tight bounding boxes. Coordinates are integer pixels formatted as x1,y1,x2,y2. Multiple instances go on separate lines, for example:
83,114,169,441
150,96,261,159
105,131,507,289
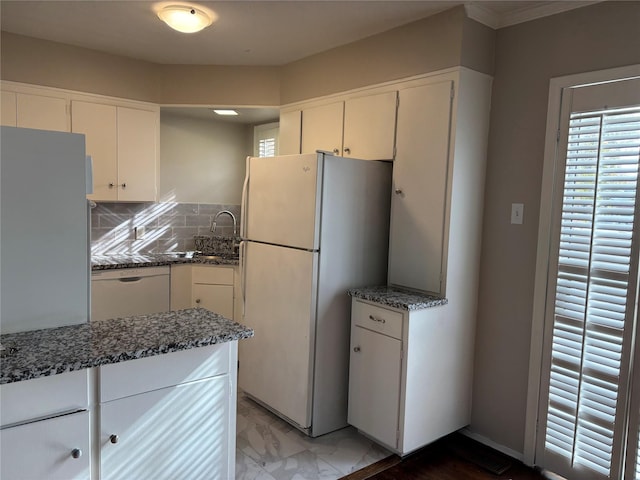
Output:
353,68,492,455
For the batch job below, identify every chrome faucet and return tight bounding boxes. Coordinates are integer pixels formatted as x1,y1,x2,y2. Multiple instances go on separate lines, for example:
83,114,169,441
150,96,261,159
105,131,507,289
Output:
210,210,237,236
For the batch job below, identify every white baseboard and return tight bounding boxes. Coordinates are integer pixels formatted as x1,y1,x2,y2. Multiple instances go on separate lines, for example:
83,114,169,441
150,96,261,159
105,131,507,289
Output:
458,427,526,464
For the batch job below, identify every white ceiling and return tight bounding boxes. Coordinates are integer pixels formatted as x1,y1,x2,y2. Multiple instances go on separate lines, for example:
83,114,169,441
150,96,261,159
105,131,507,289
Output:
1,1,597,66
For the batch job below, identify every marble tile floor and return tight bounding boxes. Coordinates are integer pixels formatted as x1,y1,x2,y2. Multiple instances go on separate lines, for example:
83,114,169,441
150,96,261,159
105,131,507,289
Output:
236,392,392,480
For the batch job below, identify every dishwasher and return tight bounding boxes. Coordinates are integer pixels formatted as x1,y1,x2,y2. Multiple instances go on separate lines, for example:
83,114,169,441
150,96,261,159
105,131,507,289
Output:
91,266,170,321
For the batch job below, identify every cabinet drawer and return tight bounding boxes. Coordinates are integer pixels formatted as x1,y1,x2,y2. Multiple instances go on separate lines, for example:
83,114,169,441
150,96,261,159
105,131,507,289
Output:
352,300,403,340
192,265,234,285
0,370,88,427
100,343,230,402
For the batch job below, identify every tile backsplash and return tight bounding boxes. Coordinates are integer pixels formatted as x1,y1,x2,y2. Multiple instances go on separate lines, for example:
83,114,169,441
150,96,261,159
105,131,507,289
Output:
91,202,241,255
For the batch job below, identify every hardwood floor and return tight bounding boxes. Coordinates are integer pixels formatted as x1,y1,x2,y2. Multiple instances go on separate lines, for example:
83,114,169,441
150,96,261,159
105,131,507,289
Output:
341,432,547,480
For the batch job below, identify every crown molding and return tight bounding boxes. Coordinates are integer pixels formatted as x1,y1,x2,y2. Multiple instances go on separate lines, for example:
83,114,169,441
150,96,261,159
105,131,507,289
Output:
465,1,602,30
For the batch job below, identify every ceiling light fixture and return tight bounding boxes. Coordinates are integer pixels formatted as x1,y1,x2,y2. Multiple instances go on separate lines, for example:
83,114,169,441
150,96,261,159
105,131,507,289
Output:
156,4,215,33
213,109,239,116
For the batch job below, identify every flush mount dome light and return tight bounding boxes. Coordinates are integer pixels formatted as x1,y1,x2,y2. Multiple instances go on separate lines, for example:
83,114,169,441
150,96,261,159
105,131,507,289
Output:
157,4,215,33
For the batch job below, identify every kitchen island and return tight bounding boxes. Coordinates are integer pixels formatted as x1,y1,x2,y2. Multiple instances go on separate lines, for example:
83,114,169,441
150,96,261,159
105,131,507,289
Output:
0,308,253,480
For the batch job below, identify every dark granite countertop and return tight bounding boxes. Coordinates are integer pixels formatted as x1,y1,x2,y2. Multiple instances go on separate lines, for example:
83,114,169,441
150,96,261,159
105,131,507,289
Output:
348,285,448,311
91,252,239,270
0,308,254,385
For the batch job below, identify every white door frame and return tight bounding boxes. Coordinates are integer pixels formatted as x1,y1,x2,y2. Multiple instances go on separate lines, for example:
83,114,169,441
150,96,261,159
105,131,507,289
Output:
524,64,640,466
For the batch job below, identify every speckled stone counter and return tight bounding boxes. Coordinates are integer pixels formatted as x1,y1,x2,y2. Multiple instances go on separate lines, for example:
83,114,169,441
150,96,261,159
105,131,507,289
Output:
91,252,239,270
348,285,448,311
0,308,253,385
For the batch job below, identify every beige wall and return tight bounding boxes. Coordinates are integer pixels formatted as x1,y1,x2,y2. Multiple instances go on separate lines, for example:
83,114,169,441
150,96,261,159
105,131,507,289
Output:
1,33,162,102
471,0,640,454
160,113,251,204
0,32,280,106
278,7,494,105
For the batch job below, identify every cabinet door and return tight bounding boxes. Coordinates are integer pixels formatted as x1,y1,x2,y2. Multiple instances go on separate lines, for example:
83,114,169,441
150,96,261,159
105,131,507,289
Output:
193,283,234,319
348,325,402,449
1,91,17,126
72,100,118,201
301,101,344,155
16,93,68,132
1,411,90,480
100,376,230,480
117,106,157,202
279,109,302,155
388,81,453,294
343,91,397,160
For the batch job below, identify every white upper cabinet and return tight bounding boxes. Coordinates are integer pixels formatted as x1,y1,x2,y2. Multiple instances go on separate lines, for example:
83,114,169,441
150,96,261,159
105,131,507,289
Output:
388,81,453,294
301,101,344,156
16,93,69,132
1,89,68,132
298,90,398,160
116,106,157,202
278,109,302,155
72,100,158,202
343,90,397,160
72,101,118,201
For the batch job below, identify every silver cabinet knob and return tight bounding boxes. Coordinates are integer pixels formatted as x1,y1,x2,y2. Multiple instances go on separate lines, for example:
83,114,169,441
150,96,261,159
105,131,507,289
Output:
333,148,340,155
71,448,82,459
353,346,361,353
344,147,351,155
120,183,127,189
195,298,201,304
108,183,115,189
110,434,119,444
395,189,403,195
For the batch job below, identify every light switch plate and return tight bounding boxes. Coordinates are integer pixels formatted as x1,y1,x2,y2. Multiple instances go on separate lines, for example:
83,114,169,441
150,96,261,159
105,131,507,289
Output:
511,203,524,225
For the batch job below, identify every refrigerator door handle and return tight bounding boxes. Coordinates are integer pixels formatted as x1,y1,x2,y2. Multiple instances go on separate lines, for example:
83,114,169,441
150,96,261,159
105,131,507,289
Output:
240,156,251,239
240,240,247,311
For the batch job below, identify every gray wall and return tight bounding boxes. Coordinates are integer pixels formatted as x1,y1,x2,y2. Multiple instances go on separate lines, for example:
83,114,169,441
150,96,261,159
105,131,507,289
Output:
472,0,640,453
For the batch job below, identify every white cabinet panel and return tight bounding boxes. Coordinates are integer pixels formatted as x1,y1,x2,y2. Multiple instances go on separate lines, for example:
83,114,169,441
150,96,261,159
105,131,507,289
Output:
117,106,157,202
0,370,88,427
279,109,302,155
1,91,17,126
100,376,230,480
1,411,90,480
193,283,234,318
72,101,118,201
343,91,397,160
388,81,453,294
301,101,344,155
16,93,68,132
348,325,402,450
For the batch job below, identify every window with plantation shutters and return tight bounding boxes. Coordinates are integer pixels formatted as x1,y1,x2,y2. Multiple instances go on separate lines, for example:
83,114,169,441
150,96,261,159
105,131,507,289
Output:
537,82,640,480
253,122,279,158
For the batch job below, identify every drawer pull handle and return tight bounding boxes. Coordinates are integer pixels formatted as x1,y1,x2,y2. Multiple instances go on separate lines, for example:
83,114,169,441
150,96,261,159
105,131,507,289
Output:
369,314,386,324
353,346,361,353
71,448,82,459
110,434,119,444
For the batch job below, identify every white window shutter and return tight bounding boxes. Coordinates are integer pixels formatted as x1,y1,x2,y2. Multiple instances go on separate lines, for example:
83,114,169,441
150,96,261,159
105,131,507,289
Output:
542,106,640,479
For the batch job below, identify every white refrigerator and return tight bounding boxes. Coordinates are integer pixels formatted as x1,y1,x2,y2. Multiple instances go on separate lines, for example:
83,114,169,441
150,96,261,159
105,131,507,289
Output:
1,126,90,334
238,152,392,437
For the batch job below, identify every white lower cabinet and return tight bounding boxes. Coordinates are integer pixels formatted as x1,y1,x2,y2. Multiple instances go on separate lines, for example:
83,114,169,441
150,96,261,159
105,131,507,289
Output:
170,264,238,320
1,410,91,480
348,298,471,456
98,342,237,480
100,376,230,480
348,325,401,449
